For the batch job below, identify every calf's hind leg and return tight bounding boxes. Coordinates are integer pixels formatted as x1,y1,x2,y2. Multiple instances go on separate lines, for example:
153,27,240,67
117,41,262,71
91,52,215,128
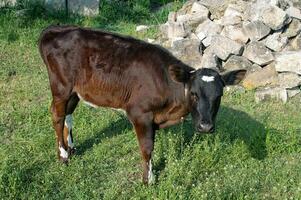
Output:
63,93,79,156
51,93,79,163
51,99,69,163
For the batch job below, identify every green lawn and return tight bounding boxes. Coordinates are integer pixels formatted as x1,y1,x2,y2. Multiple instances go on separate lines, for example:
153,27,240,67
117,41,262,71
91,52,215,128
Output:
1,4,301,199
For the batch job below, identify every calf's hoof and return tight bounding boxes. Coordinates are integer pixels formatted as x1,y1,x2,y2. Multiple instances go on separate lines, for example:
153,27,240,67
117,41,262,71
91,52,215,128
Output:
59,156,69,165
68,147,76,156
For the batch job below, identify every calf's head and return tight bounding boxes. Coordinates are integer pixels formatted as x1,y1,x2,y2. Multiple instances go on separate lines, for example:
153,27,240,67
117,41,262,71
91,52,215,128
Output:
169,66,246,133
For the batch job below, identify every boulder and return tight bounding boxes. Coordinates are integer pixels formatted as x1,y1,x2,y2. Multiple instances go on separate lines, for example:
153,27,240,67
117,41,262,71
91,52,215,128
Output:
223,55,253,71
218,16,242,26
278,72,301,88
167,21,189,39
197,0,226,20
176,2,209,26
243,21,271,41
159,23,169,39
170,38,203,69
242,63,279,90
200,47,221,70
221,25,249,43
260,5,291,30
201,36,213,47
274,51,301,74
244,0,269,21
168,12,177,22
264,32,288,51
190,2,209,15
286,6,301,20
255,87,288,103
195,19,223,41
218,4,243,26
282,19,301,38
243,41,274,66
210,35,244,60
290,33,301,50
287,87,301,98
46,0,99,16
292,0,301,10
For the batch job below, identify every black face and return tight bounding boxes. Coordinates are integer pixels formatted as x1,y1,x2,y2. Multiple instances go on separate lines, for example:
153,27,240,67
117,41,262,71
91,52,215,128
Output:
168,64,246,134
189,68,224,133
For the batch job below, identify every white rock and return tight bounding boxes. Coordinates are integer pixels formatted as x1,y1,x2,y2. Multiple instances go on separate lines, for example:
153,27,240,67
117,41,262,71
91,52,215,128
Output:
243,41,274,66
168,12,177,22
243,21,271,41
170,38,203,69
210,35,244,60
286,6,301,20
260,5,291,30
190,2,209,15
287,87,301,98
264,32,288,51
200,47,221,70
278,72,301,88
223,55,253,71
167,21,188,39
201,36,213,47
282,19,301,38
136,25,149,32
255,87,288,103
244,1,270,21
290,33,301,50
275,51,301,74
221,25,249,43
219,16,242,26
224,4,243,18
195,19,223,41
147,38,155,43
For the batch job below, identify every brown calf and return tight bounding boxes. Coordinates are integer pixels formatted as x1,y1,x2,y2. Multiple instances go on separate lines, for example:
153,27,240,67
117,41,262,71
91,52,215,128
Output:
39,25,246,184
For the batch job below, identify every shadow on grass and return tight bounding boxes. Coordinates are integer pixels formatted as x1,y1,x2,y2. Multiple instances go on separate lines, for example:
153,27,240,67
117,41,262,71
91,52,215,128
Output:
217,106,267,160
76,115,132,156
154,106,267,173
77,105,267,165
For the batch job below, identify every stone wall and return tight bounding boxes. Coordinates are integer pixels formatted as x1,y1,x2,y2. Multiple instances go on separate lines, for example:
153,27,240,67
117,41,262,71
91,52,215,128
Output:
155,0,301,103
0,0,16,7
45,0,99,16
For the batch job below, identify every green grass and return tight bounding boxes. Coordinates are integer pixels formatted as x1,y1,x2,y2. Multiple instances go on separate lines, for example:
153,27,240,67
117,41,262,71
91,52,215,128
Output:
1,2,301,199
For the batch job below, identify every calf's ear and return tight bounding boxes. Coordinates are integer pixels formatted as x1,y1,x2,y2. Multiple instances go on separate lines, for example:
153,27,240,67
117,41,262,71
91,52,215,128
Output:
221,70,247,85
169,64,194,83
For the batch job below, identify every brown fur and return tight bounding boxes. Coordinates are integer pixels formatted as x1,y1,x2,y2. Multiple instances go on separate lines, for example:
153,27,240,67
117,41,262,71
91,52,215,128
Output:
39,25,194,184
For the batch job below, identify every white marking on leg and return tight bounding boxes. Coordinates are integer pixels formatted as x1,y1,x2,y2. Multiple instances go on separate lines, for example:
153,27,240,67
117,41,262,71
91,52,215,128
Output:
201,75,215,82
65,114,72,128
111,108,126,115
77,93,99,108
65,115,74,148
67,134,74,149
148,160,154,184
59,142,68,159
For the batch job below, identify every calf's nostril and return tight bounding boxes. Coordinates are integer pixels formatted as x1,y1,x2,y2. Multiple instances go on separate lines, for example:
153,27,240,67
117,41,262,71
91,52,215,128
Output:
198,123,214,133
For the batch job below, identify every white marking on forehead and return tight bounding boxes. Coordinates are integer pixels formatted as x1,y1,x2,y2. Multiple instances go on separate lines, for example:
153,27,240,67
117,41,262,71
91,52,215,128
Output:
77,93,99,108
59,142,68,159
148,160,154,184
201,75,215,82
